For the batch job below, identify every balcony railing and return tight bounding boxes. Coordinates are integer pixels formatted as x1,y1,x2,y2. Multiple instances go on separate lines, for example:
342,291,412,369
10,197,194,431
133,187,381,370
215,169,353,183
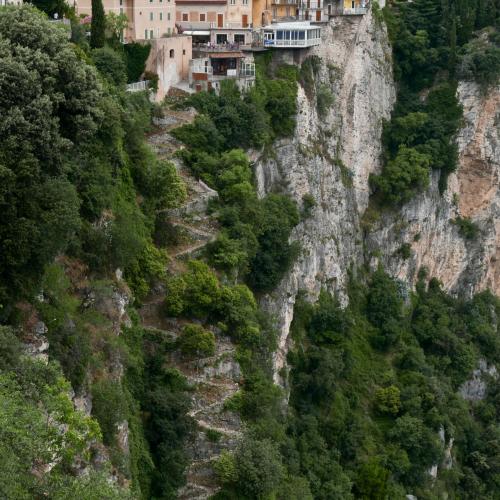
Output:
342,7,367,14
177,21,252,31
195,42,251,51
264,38,319,47
126,80,150,92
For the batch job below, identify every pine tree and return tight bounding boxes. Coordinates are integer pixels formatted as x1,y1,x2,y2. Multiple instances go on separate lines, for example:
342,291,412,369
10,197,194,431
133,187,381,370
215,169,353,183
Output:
90,0,106,49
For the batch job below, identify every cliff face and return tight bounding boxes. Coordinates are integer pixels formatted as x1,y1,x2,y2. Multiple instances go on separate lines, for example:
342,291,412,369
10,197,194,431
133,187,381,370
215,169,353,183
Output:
257,13,500,380
255,11,396,379
367,82,500,297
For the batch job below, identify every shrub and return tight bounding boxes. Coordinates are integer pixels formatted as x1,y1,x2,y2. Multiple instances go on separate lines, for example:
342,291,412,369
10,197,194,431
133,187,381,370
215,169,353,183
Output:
396,243,412,259
316,84,334,117
302,193,316,219
458,31,500,88
124,42,151,82
164,276,187,316
233,438,285,498
452,216,479,240
375,385,401,415
92,47,127,87
91,379,128,445
370,146,431,205
178,324,216,358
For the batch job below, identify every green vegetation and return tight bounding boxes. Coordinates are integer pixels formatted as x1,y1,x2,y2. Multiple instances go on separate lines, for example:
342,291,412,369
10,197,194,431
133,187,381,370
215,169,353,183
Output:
371,0,500,206
0,326,129,498
172,81,300,293
90,0,105,48
452,216,480,240
178,324,216,358
0,7,187,497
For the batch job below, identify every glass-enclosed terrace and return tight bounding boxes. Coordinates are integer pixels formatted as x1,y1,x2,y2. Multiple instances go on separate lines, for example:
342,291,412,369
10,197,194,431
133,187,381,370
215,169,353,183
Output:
263,22,321,48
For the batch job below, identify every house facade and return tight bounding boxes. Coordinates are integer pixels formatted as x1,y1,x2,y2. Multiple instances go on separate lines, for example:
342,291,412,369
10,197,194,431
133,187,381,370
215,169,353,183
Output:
76,0,176,41
189,47,255,92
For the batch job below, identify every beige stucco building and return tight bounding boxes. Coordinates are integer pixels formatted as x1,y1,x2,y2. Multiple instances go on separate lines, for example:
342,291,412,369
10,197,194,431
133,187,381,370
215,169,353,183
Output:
145,36,192,99
76,0,176,41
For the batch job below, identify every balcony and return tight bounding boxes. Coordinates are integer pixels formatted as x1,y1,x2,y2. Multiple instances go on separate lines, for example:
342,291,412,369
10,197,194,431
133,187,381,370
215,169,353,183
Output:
271,0,298,4
177,21,252,31
195,42,252,52
342,7,367,14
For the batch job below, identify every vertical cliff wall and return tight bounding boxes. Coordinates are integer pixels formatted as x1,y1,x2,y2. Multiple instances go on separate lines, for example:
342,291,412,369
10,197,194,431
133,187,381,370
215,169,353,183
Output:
257,11,500,381
367,82,500,297
255,11,396,379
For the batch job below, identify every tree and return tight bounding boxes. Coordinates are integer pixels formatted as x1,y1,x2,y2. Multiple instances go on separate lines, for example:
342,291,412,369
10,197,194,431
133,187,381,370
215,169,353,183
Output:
0,6,101,307
92,46,128,86
375,386,401,415
105,12,128,43
90,0,106,48
178,324,216,358
371,146,431,205
233,438,285,498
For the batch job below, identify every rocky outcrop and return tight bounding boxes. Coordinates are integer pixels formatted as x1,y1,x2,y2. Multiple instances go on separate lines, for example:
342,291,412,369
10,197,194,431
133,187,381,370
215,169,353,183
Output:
255,11,396,380
257,9,500,381
367,81,500,297
459,358,499,401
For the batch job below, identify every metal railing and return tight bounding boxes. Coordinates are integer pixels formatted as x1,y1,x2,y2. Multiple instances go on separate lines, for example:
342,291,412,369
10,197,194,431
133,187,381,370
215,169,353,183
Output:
342,7,368,14
195,42,249,51
177,21,253,30
264,38,320,47
126,80,150,92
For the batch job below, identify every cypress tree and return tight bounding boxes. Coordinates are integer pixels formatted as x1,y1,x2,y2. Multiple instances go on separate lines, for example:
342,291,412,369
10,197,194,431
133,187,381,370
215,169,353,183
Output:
90,0,106,48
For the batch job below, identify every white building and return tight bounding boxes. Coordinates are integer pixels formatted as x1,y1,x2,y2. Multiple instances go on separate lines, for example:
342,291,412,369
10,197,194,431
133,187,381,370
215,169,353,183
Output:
262,21,320,48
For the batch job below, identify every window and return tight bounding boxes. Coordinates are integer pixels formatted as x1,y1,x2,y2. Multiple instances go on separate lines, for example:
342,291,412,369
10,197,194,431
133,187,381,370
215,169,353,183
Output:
200,13,206,21
242,0,248,4
276,30,283,40
230,0,235,4
169,49,175,58
120,7,123,13
145,29,148,39
182,13,188,21
150,12,154,20
150,29,154,38
160,12,163,20
183,49,186,54
216,33,228,44
119,0,122,5
167,27,171,34
234,33,245,43
168,13,170,20
298,30,305,39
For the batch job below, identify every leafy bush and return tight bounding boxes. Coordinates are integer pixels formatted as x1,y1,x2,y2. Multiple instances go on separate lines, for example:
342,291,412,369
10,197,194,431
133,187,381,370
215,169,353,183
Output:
371,146,431,205
124,42,151,82
452,216,479,240
92,46,127,87
316,84,335,117
458,30,500,88
375,385,401,415
178,324,216,358
91,379,128,445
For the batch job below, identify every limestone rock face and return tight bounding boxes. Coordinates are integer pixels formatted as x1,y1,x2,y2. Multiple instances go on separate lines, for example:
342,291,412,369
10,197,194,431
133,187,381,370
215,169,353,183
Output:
255,11,396,379
257,11,500,381
367,81,500,297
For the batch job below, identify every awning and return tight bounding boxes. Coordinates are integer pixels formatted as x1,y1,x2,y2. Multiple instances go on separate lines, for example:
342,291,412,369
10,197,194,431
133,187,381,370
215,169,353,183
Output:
209,51,245,58
182,30,210,35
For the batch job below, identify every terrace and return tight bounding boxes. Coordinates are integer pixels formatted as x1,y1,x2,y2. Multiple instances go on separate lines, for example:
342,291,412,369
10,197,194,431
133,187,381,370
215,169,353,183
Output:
262,21,321,48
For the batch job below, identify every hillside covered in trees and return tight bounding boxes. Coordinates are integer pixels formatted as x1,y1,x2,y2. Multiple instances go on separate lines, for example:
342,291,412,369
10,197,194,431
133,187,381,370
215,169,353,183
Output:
1,0,500,499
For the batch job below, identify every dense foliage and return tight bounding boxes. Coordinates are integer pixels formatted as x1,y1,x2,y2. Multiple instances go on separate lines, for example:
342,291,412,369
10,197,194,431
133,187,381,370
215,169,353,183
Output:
214,269,500,499
371,0,500,204
0,6,186,496
172,79,300,293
